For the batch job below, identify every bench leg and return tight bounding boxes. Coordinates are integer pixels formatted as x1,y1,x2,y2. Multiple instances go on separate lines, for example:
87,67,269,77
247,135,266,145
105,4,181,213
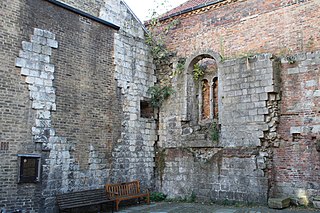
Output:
115,200,120,212
146,196,150,205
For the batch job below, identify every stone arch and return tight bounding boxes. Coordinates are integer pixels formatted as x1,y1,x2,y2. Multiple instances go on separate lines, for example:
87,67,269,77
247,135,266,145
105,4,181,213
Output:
181,50,222,122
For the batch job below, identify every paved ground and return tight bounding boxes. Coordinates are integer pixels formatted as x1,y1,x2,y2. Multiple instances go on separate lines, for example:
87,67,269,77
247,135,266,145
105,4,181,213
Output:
115,202,319,213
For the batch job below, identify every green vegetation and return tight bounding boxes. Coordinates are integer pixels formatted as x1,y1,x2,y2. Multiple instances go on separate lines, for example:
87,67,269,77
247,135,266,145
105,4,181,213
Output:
145,16,180,65
210,121,219,142
147,85,175,108
193,63,205,80
150,192,167,202
171,59,185,77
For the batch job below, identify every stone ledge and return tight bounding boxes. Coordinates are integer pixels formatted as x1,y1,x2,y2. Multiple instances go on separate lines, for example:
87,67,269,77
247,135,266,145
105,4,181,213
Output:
268,197,291,209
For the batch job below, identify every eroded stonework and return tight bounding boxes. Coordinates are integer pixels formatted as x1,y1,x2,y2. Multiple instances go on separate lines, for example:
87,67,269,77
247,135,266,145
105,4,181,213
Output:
15,28,58,151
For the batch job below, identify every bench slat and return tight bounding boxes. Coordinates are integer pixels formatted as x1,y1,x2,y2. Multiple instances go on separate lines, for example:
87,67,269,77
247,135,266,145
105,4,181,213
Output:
56,189,114,211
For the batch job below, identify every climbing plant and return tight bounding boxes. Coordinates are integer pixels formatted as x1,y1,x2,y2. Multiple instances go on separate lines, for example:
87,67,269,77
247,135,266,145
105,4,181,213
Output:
145,11,180,65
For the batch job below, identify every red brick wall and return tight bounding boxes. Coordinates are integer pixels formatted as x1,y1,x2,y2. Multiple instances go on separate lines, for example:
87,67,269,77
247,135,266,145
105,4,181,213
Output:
272,54,320,199
161,0,320,59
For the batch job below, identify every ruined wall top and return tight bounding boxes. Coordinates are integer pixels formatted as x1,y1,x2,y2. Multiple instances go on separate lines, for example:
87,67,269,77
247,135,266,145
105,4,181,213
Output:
56,0,146,38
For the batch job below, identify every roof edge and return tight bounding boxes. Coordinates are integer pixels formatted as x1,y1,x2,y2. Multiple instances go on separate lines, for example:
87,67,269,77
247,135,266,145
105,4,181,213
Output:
46,0,120,30
159,0,225,21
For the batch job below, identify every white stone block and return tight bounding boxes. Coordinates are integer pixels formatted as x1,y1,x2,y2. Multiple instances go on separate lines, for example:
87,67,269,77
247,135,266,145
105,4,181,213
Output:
45,86,55,94
34,78,44,86
314,90,320,97
32,43,42,53
28,85,38,91
32,101,45,109
288,68,299,74
21,68,30,76
265,85,274,92
43,30,55,39
15,58,26,67
312,125,320,133
44,64,55,72
44,79,53,87
32,127,41,135
41,46,52,55
22,41,33,51
40,72,48,79
290,126,301,134
305,80,317,87
40,54,50,63
25,76,36,84
29,70,40,77
47,39,58,48
31,35,47,45
34,28,44,36
19,50,31,59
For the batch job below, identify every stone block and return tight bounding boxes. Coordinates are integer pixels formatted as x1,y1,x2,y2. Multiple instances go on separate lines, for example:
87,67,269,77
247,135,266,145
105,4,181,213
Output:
21,67,30,76
44,64,55,72
32,43,42,53
31,35,47,45
43,30,55,39
268,197,291,209
313,200,320,209
47,39,58,48
34,28,44,36
22,41,33,51
15,57,27,67
290,126,301,134
41,46,52,55
288,68,299,75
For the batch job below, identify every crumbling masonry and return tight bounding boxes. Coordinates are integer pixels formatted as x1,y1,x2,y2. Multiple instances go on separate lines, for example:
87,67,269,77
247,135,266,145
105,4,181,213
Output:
0,0,319,212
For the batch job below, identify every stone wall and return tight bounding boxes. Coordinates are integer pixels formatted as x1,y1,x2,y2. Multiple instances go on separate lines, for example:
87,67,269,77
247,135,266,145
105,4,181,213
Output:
219,54,280,147
158,54,280,203
272,52,320,202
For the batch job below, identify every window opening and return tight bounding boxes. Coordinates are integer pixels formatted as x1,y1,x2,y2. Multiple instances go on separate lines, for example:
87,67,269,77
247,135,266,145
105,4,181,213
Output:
201,79,210,119
140,100,153,118
212,77,218,119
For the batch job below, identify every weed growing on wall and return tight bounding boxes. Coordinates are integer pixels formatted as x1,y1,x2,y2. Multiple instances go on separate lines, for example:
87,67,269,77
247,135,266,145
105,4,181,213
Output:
210,121,219,142
193,63,205,80
147,85,175,108
171,58,186,78
145,16,180,65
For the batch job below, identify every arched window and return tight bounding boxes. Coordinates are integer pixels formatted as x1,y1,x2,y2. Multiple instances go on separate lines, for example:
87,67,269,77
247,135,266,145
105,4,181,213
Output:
182,51,221,123
196,59,218,122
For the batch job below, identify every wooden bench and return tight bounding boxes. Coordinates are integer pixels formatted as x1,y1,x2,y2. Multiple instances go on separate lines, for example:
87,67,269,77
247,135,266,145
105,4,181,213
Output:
105,180,150,211
56,188,115,213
